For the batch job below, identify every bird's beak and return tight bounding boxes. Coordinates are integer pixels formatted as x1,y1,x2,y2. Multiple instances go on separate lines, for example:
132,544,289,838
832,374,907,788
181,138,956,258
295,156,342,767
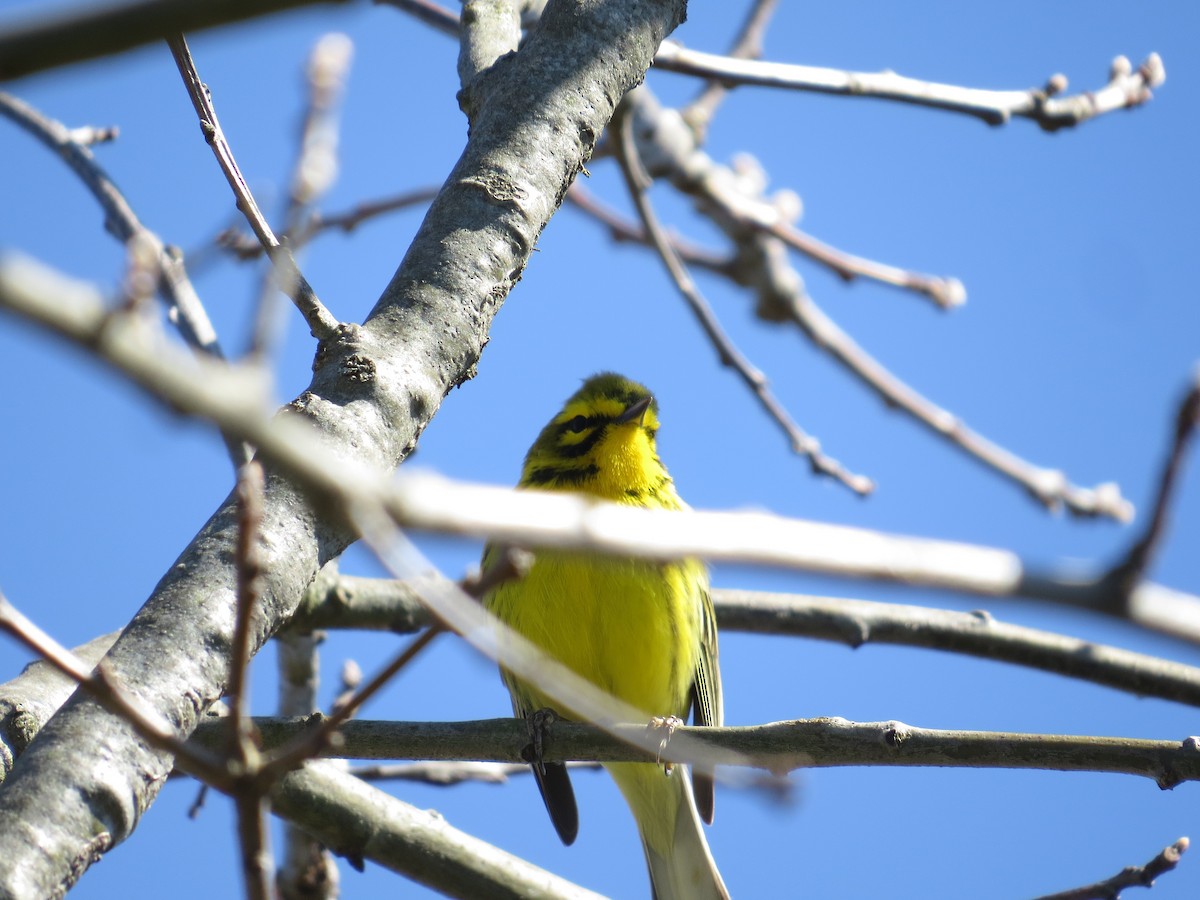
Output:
617,396,652,425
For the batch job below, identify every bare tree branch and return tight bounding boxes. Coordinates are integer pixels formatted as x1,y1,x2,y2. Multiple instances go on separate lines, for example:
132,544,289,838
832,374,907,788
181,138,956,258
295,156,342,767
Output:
269,759,608,899
390,0,1166,132
771,219,966,310
0,0,341,82
293,577,1200,710
653,42,1166,131
1106,370,1200,595
218,188,442,260
203,716,1200,788
0,3,688,890
682,0,780,143
0,592,228,786
167,34,341,346
622,84,1133,521
275,630,339,900
613,107,874,495
0,90,251,467
1035,837,1189,900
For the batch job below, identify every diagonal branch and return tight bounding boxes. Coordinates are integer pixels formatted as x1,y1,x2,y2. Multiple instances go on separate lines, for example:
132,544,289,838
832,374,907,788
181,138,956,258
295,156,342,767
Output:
613,111,874,495
1105,369,1200,595
771,220,966,310
653,42,1166,131
775,286,1133,520
682,0,780,143
0,91,252,466
622,84,1132,521
166,34,340,344
1034,837,1189,900
218,188,442,259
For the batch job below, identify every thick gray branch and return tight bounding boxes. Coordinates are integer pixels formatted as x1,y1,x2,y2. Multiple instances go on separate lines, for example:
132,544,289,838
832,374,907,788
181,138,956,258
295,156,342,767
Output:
0,2,685,896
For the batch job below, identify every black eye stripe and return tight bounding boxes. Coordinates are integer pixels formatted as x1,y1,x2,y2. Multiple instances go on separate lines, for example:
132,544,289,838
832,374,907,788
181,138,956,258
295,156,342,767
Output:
557,424,607,458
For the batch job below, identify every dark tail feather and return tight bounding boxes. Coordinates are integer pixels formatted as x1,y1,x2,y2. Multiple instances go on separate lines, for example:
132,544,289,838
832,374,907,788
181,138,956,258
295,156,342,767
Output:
533,761,579,845
692,770,715,825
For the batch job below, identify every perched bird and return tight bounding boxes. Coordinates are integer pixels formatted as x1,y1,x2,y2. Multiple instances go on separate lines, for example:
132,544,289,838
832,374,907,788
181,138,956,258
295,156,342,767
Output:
484,373,729,899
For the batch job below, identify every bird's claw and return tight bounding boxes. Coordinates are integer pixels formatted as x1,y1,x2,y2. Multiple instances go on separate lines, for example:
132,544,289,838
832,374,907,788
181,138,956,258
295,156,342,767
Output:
648,715,684,773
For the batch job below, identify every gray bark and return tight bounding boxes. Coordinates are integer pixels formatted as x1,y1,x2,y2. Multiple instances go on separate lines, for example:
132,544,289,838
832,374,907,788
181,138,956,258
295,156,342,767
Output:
0,2,687,896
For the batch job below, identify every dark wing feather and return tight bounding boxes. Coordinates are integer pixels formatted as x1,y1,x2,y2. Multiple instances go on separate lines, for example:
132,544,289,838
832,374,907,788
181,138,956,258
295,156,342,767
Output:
508,681,580,846
690,584,723,824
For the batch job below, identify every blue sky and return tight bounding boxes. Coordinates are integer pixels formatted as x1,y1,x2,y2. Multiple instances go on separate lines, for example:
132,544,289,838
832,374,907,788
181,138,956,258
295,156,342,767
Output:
1,1,1198,897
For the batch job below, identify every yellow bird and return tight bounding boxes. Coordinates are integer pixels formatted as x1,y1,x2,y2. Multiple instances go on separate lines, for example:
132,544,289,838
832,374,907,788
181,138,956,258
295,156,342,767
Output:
484,373,729,899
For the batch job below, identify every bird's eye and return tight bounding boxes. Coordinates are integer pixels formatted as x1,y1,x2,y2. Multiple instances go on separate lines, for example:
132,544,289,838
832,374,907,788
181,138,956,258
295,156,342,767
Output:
567,415,588,433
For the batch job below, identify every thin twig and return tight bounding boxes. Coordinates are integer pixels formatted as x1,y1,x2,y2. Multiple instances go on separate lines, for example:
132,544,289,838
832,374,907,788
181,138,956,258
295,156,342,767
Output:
227,462,265,756
564,183,734,274
165,34,340,344
613,111,874,495
0,90,249,466
0,255,1188,639
0,590,228,785
259,627,443,781
219,188,441,259
348,759,601,785
0,92,248,468
682,0,780,143
621,85,1129,518
775,285,1133,519
262,550,526,776
1107,370,1200,594
771,220,966,310
387,0,1165,133
1034,837,1189,900
235,793,273,900
250,33,354,359
654,42,1166,131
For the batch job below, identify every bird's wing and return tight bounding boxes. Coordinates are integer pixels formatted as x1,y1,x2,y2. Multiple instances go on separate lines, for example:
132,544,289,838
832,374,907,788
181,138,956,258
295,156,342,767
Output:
690,583,723,824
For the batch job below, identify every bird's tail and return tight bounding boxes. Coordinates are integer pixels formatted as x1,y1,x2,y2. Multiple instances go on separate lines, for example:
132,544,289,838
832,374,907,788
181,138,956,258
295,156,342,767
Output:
609,762,730,900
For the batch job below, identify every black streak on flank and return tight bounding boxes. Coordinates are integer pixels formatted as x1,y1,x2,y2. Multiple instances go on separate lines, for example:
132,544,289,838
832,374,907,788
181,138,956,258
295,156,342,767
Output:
526,464,600,486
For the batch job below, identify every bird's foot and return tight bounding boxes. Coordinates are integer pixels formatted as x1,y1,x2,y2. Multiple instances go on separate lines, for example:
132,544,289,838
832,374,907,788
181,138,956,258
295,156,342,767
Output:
648,715,684,774
522,707,561,773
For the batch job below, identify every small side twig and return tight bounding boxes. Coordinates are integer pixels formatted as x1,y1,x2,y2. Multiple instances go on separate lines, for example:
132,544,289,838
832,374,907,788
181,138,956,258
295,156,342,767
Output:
682,0,780,143
654,42,1166,131
218,188,441,260
771,220,966,310
0,590,228,785
0,91,249,465
250,33,353,359
613,111,874,495
1106,370,1200,596
348,759,601,785
166,34,339,344
228,461,272,900
776,285,1133,519
564,183,733,275
1034,837,1189,900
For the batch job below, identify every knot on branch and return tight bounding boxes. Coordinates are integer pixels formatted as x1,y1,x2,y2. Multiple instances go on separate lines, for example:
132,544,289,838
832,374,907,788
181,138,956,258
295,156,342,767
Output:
881,721,911,748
